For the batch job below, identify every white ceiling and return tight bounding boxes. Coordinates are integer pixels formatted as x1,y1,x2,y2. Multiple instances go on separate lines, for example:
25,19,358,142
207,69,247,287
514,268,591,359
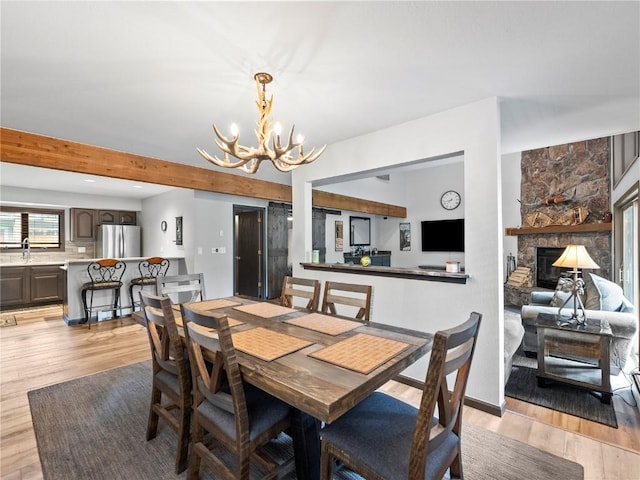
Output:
1,1,639,197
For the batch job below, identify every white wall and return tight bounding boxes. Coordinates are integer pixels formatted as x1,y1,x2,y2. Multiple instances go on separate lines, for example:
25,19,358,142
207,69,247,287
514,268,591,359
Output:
292,97,504,409
141,188,270,300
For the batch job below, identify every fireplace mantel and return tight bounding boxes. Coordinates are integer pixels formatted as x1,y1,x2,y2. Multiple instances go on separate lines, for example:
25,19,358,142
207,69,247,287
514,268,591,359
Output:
505,222,612,236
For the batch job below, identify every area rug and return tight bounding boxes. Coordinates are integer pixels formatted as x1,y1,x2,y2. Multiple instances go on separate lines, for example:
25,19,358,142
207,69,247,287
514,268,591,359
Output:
506,353,618,428
29,362,584,480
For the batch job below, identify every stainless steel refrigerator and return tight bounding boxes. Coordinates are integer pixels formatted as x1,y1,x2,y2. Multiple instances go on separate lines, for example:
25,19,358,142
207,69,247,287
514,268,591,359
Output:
96,225,141,258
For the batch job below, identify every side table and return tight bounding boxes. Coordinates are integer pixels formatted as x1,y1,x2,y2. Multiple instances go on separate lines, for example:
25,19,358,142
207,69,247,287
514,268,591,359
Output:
535,312,613,404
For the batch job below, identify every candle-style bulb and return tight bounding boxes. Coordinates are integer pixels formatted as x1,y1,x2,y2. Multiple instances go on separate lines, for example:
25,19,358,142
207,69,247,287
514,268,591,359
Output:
230,123,239,137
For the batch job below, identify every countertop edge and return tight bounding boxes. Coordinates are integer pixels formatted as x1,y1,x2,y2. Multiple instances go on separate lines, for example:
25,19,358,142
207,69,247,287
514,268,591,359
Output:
300,262,469,284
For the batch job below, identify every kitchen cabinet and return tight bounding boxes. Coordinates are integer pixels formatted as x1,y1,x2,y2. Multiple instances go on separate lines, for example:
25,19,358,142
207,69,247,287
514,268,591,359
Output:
71,208,137,241
70,208,96,241
97,210,137,225
0,266,29,307
0,265,64,308
30,265,64,303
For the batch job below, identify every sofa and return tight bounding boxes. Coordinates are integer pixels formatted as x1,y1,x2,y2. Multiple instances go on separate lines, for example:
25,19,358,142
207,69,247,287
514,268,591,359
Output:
521,273,638,370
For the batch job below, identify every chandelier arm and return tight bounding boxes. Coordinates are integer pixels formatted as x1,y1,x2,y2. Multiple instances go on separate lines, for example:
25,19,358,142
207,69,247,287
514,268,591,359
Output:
197,148,254,169
270,125,300,160
279,144,328,166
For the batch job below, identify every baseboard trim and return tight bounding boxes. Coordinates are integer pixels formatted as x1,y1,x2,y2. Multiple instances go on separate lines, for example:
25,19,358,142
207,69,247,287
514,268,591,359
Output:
394,375,505,417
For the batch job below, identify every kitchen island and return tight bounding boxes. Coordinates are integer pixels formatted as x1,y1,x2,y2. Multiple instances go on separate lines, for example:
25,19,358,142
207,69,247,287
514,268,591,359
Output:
63,256,186,325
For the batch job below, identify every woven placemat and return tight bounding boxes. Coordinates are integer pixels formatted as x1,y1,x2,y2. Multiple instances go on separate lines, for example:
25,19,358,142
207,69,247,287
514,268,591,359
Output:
309,333,410,374
231,327,312,361
174,315,243,329
179,298,240,312
233,303,297,318
285,313,361,336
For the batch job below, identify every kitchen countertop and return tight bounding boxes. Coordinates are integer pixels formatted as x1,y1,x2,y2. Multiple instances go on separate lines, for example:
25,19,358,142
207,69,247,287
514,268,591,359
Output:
0,261,66,267
65,256,185,264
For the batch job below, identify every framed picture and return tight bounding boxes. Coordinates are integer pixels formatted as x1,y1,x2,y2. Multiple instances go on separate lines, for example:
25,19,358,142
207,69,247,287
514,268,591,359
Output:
399,222,411,251
335,220,344,251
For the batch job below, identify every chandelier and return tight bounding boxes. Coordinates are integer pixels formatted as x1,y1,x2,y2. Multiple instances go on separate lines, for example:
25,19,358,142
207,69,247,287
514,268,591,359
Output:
197,72,326,174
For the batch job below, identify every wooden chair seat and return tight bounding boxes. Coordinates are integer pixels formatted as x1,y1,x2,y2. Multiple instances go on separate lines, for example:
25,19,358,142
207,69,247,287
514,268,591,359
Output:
320,312,482,480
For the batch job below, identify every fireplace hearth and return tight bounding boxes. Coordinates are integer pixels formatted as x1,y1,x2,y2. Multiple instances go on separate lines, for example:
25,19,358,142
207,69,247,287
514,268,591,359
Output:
536,247,564,289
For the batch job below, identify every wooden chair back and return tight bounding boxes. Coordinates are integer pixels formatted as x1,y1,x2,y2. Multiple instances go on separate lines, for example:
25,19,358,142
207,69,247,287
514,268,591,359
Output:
321,280,373,322
139,292,191,473
156,273,205,305
409,312,482,479
280,276,321,311
140,292,186,372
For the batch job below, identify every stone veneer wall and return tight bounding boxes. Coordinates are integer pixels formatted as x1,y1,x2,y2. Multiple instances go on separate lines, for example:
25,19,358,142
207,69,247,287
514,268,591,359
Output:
517,137,612,282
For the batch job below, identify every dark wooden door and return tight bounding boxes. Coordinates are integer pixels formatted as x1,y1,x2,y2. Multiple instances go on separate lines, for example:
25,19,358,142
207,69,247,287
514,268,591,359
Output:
267,204,289,299
234,208,263,298
312,208,327,263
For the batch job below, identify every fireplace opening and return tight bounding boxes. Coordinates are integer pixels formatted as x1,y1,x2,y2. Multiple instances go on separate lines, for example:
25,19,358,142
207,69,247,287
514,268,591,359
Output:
535,247,565,289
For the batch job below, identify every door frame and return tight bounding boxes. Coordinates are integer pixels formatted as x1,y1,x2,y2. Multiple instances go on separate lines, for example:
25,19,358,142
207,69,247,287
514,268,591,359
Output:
233,205,266,299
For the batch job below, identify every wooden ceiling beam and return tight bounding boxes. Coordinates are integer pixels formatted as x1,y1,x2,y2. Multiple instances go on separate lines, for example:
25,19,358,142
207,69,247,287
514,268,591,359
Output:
0,127,406,217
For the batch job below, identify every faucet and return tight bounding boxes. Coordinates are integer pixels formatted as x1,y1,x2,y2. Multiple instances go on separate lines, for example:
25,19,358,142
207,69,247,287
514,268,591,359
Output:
22,237,30,262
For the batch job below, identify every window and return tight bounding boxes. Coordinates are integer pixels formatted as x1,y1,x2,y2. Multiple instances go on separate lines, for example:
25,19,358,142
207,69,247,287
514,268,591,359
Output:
0,207,65,251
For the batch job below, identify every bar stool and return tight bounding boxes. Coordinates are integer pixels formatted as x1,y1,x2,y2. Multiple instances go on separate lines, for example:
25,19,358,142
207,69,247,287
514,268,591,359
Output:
80,259,126,324
128,257,170,312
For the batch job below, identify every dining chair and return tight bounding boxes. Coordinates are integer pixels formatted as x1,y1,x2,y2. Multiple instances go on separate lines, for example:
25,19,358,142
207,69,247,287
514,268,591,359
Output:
156,273,205,305
321,280,373,322
319,312,482,480
129,256,170,312
80,258,126,324
280,276,321,311
139,292,192,474
181,305,295,480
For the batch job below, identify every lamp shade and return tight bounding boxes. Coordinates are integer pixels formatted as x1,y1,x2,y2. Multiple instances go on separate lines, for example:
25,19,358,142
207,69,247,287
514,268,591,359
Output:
552,245,600,270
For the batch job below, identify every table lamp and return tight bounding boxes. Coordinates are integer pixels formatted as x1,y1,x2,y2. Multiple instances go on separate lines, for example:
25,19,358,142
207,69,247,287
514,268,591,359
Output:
552,244,600,324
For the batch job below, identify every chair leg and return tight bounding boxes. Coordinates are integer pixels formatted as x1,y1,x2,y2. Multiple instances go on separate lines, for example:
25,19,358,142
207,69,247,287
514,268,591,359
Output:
187,420,204,480
319,441,334,480
81,288,89,324
449,450,463,479
174,403,191,474
146,386,161,440
129,284,136,314
113,287,120,319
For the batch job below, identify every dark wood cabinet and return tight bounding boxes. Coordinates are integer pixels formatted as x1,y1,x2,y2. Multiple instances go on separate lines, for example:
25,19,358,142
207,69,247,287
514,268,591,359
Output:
71,208,137,241
0,266,29,307
30,266,64,303
97,210,137,225
0,265,64,308
119,211,137,225
70,208,97,241
97,210,118,224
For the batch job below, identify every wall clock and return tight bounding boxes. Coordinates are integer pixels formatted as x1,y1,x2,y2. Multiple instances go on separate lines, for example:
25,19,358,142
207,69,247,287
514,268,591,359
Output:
440,190,461,210
160,220,167,232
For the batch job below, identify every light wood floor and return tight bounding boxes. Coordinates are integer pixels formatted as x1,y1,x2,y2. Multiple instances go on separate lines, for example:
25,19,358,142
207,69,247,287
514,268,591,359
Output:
1,306,639,480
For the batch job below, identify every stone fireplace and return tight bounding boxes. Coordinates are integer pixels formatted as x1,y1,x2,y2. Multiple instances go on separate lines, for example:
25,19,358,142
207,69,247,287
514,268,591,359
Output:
505,137,612,305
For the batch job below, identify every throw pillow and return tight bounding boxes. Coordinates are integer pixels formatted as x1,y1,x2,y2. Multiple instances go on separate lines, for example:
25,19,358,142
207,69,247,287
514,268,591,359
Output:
584,272,625,311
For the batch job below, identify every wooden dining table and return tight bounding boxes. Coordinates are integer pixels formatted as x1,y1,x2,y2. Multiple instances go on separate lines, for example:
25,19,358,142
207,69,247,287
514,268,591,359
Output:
135,296,433,480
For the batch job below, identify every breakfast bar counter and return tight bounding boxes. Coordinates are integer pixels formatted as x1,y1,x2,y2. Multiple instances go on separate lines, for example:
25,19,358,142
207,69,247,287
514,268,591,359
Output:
63,256,187,324
300,262,469,284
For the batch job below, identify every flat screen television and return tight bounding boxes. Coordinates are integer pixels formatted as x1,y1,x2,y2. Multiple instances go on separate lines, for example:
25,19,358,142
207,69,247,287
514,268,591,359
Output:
421,219,465,252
